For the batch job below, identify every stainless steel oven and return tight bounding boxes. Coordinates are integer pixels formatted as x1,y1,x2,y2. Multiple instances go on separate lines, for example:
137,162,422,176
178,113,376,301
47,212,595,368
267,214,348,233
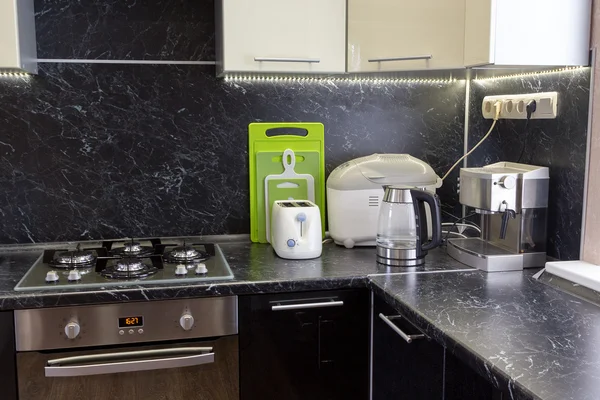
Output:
14,296,238,400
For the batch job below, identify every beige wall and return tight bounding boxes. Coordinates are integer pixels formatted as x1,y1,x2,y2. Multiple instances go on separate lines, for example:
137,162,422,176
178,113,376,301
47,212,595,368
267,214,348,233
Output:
582,0,600,263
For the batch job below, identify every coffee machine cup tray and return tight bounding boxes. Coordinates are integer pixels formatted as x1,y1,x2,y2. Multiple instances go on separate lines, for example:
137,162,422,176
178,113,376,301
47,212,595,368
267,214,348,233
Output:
448,238,520,272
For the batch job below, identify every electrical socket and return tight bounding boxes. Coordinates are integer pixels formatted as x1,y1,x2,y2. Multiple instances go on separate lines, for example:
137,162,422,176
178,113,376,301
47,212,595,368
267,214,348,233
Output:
481,92,558,120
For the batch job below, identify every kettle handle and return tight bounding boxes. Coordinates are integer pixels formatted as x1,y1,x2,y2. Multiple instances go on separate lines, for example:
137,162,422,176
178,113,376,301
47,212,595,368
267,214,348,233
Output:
409,189,442,251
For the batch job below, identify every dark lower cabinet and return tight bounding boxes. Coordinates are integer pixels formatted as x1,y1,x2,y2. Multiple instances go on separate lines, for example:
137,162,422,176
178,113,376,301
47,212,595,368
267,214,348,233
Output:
239,289,369,400
0,311,17,400
372,295,444,400
445,351,507,400
373,294,510,400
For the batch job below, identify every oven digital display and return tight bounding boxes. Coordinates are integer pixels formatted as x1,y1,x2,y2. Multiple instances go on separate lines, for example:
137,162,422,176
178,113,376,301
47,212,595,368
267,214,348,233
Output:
118,316,144,328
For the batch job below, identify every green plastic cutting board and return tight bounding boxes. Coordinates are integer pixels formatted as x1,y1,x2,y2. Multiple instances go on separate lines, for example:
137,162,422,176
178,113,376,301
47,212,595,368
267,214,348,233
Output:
249,122,325,243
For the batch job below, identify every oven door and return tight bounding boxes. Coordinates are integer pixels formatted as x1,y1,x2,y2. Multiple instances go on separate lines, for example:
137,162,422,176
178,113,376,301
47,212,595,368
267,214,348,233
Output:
17,336,238,400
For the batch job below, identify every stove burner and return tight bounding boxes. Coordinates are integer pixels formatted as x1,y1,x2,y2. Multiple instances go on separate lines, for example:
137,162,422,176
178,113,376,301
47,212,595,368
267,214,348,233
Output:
115,259,147,272
124,242,143,254
50,249,96,269
164,245,209,263
100,258,158,279
111,241,155,257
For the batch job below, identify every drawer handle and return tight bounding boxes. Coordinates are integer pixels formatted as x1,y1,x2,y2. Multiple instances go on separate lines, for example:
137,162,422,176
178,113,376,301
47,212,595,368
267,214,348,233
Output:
368,55,432,63
272,300,344,311
378,313,426,344
254,57,321,63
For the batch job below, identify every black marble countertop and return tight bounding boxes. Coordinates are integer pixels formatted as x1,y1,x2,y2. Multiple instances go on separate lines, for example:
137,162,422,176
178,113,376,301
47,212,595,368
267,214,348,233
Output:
370,270,600,400
0,240,470,310
2,239,598,400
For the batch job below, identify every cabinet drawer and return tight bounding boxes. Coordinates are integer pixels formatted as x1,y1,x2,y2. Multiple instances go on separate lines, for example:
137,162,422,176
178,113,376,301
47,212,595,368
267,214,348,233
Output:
240,290,369,400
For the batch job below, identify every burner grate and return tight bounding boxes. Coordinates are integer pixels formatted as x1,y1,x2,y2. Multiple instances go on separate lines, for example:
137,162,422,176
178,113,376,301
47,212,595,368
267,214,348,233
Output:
100,258,159,279
43,246,107,269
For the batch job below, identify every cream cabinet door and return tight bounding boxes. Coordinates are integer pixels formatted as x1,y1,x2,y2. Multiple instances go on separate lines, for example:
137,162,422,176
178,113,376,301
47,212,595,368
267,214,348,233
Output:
348,0,465,72
0,0,37,74
220,0,346,74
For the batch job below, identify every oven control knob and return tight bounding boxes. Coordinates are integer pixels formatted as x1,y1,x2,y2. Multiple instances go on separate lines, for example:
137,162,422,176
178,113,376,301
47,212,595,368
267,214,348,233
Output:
45,270,60,283
64,321,81,339
499,176,516,189
175,265,188,276
67,270,81,282
179,313,195,331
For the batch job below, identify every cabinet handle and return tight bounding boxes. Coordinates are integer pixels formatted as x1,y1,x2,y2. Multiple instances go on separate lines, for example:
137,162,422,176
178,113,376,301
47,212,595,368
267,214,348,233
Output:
378,313,426,344
272,300,344,311
254,57,321,63
368,55,432,63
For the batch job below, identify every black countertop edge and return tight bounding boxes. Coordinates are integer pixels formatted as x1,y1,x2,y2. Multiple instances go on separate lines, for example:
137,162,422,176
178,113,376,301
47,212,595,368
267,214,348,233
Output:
1,276,372,311
1,270,479,311
368,278,537,400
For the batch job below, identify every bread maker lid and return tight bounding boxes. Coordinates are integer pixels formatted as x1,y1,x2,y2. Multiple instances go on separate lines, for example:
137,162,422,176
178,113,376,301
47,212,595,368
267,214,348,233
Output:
327,154,442,190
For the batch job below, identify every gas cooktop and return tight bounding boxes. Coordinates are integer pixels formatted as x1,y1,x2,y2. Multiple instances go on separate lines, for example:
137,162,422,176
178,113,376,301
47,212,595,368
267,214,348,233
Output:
14,237,234,291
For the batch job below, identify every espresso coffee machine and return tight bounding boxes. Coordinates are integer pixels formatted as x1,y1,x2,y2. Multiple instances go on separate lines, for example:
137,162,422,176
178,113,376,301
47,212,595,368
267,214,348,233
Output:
447,162,549,272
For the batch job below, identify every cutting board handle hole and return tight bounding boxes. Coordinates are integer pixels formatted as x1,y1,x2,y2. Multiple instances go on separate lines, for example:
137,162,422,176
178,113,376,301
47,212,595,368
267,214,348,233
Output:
272,155,305,163
265,127,308,137
276,182,300,189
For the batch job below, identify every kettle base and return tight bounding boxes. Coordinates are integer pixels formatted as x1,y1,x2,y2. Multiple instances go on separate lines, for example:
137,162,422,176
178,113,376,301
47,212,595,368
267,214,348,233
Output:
376,255,426,267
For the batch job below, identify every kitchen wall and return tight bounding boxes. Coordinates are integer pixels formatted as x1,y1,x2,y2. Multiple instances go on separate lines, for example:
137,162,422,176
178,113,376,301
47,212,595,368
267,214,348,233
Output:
582,0,600,265
0,0,465,243
468,68,591,260
0,0,590,261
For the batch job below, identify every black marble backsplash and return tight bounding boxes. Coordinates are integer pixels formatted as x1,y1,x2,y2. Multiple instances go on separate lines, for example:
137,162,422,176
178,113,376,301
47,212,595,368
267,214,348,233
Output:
468,68,591,260
35,0,215,61
0,64,465,243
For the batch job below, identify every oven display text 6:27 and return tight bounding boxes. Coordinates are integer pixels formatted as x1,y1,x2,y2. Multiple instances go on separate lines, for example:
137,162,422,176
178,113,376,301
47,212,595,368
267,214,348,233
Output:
118,316,144,328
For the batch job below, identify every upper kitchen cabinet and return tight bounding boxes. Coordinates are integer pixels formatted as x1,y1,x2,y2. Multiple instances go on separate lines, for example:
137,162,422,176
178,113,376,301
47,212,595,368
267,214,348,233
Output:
215,0,346,75
347,0,466,72
465,0,591,67
0,0,37,74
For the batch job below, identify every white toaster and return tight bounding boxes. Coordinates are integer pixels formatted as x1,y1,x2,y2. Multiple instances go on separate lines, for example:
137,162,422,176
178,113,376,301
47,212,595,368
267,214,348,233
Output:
271,200,322,259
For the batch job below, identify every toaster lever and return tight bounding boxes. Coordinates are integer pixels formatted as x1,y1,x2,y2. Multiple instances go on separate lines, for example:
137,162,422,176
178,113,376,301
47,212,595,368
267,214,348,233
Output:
297,213,307,237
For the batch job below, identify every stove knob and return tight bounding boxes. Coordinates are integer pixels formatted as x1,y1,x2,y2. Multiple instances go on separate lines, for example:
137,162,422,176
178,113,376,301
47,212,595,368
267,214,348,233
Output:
45,270,60,283
64,321,81,339
67,270,81,282
179,313,195,331
195,263,208,275
175,265,188,276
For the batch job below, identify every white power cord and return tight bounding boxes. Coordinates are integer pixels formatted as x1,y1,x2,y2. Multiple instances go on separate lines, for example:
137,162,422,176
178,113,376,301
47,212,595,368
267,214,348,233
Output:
441,231,467,238
441,101,503,181
441,222,481,234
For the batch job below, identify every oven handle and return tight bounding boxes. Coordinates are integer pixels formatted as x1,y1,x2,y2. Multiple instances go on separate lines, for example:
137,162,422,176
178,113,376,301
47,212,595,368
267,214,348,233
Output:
45,347,214,377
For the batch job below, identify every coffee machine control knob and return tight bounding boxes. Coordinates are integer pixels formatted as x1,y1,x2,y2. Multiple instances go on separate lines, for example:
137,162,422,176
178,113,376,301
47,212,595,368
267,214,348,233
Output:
499,176,516,189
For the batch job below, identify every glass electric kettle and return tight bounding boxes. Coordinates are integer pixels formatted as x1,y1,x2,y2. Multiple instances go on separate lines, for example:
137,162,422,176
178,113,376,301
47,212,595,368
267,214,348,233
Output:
376,186,442,266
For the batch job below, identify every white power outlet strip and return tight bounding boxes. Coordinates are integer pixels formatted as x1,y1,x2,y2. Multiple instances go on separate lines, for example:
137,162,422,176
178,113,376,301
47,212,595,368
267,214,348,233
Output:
482,92,558,120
